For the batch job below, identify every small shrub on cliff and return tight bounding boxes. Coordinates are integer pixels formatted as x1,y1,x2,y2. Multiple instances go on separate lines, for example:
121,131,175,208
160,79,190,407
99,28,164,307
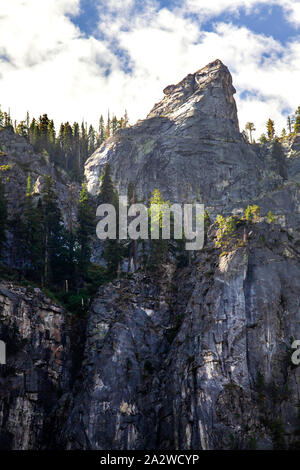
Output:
243,205,260,222
215,214,236,247
267,211,276,224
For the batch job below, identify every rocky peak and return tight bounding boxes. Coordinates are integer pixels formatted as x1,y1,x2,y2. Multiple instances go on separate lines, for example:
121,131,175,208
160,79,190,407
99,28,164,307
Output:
84,60,262,203
147,59,239,137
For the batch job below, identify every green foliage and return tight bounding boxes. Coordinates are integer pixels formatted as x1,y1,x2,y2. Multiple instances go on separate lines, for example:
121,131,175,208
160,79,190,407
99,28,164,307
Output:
259,133,267,144
266,118,275,140
77,182,95,279
148,189,170,268
98,163,118,206
243,204,260,222
267,211,276,223
1,104,129,182
98,164,124,275
270,418,286,450
293,106,300,134
245,122,256,143
215,214,236,247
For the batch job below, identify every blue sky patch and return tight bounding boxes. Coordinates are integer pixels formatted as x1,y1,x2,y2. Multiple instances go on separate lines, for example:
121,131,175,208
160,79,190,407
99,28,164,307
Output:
196,4,299,45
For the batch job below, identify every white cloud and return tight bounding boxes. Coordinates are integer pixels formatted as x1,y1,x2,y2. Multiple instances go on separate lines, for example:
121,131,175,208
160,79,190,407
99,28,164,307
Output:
0,0,299,140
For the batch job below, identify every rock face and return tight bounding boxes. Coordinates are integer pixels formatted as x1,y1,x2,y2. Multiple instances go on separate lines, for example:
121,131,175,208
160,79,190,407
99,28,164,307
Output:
0,60,300,450
85,60,300,239
58,220,300,450
0,283,71,449
84,60,281,211
1,221,300,450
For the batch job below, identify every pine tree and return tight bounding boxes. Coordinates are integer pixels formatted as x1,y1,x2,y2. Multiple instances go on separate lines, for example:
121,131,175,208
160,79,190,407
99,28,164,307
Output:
294,106,300,134
111,115,118,135
77,182,95,279
287,116,293,134
29,118,39,149
40,175,67,286
80,122,88,165
123,110,129,128
0,105,4,127
97,115,105,147
63,122,73,170
3,111,13,131
23,174,43,280
148,189,170,268
267,119,275,140
245,122,256,143
88,124,96,155
38,114,50,151
98,163,118,206
105,111,111,139
98,163,122,275
47,119,56,153
15,121,28,138
26,111,30,136
72,122,81,177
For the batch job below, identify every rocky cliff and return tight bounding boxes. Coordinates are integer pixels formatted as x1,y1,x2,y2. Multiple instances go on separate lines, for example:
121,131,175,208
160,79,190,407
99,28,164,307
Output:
54,219,299,450
0,60,300,450
0,283,71,449
85,59,300,237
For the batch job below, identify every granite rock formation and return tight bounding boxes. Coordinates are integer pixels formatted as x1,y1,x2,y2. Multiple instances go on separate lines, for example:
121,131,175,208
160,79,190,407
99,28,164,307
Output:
0,283,71,449
0,60,300,450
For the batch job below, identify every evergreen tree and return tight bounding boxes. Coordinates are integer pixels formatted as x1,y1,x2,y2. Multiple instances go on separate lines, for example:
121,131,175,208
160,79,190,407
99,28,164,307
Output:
294,106,300,134
38,114,50,151
47,119,56,153
98,163,118,206
15,120,28,138
72,122,81,177
281,128,287,138
3,111,13,131
29,118,39,149
111,115,118,135
148,189,170,268
0,105,4,127
123,110,129,128
245,122,256,143
77,182,95,279
80,122,88,165
287,116,293,134
63,122,73,170
88,124,96,155
98,163,122,275
97,115,105,147
26,111,30,136
259,133,267,144
105,111,111,139
267,119,275,140
23,174,43,280
40,175,67,286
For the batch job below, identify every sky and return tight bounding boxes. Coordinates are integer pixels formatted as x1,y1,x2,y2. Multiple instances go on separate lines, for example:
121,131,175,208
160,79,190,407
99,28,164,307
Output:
0,0,299,139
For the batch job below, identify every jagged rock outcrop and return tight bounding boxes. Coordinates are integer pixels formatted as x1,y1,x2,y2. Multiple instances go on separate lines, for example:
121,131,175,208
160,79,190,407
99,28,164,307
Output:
84,61,287,212
0,283,72,449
